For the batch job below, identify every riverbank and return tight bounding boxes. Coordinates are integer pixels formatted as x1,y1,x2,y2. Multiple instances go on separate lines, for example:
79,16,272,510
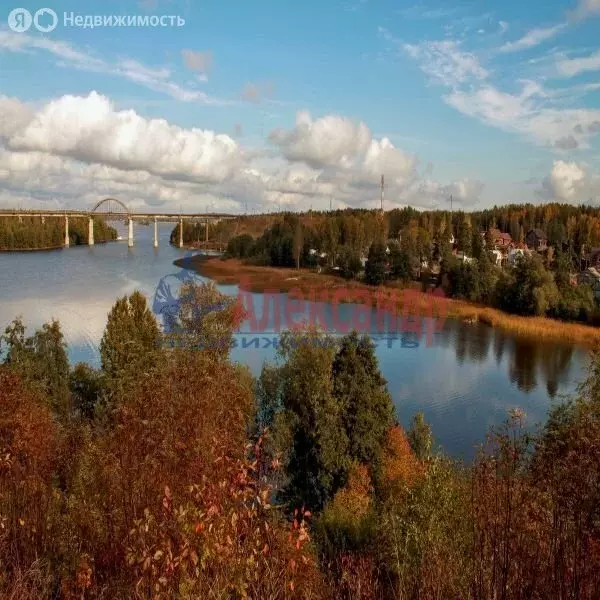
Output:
0,239,117,252
0,245,65,252
176,255,600,348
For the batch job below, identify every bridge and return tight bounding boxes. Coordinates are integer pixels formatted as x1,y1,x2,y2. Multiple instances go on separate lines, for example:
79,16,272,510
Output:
0,198,237,248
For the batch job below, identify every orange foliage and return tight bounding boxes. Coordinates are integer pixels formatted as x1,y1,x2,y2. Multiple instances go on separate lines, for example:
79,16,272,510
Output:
379,426,423,495
329,464,372,520
0,368,59,576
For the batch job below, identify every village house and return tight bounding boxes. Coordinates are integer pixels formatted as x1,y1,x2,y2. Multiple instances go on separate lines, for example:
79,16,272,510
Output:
579,267,600,300
490,249,503,266
507,246,531,266
583,247,600,270
525,228,548,252
486,228,512,250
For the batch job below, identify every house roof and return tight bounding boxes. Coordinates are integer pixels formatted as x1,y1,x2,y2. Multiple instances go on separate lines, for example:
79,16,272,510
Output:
488,228,512,242
527,228,547,240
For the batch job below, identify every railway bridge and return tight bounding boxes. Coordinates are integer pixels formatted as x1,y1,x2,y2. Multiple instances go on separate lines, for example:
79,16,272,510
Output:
0,198,236,248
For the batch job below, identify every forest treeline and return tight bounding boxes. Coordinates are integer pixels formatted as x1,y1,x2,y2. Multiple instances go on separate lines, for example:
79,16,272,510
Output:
1,280,599,598
218,205,600,325
0,216,117,250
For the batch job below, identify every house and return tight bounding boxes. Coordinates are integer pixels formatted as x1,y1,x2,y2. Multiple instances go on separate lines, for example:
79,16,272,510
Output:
579,267,600,300
453,250,473,264
487,228,512,249
490,249,503,266
525,229,548,252
583,247,600,269
508,247,530,266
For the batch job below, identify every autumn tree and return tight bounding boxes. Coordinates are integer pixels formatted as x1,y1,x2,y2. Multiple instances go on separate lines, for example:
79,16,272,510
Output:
1,318,70,417
169,280,245,358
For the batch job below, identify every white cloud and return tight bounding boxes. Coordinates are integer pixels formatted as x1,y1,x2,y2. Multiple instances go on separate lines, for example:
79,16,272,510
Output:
0,31,224,105
539,160,600,202
0,93,484,213
498,23,566,53
570,0,600,20
403,40,488,86
5,92,242,183
556,49,600,77
445,82,600,149
269,111,372,168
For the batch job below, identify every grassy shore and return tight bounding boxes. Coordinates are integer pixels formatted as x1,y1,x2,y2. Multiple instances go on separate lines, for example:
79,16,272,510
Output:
175,255,600,348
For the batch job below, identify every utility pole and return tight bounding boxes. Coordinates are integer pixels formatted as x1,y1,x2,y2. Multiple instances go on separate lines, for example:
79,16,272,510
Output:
330,195,332,212
380,174,384,212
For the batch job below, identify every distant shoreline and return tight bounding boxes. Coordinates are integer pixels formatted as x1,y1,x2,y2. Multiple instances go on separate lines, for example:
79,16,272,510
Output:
176,255,600,348
0,239,116,253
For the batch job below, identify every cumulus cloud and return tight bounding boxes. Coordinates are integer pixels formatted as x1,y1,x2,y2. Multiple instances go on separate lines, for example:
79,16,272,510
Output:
269,111,372,168
539,160,600,202
5,92,242,183
403,40,488,87
498,23,566,53
0,93,484,214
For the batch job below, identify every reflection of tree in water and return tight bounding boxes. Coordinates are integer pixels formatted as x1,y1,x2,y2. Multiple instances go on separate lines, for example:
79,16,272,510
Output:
539,344,574,398
507,339,574,395
451,321,492,365
493,330,506,366
509,340,538,393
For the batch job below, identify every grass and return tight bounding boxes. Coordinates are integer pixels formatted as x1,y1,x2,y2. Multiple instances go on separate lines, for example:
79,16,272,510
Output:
176,256,600,348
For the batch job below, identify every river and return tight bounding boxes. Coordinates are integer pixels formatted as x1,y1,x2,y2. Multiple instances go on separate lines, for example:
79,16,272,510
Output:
0,224,590,460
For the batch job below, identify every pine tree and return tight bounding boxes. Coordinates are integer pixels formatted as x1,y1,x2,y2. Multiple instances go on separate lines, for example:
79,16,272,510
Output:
332,332,394,467
100,291,162,382
365,241,387,285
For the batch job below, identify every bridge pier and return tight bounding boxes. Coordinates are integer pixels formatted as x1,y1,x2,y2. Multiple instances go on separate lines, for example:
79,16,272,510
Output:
128,218,134,248
154,217,158,248
179,218,183,249
64,216,70,247
88,217,94,246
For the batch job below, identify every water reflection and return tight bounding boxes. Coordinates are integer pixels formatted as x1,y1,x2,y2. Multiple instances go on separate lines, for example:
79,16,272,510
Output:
435,320,579,397
0,235,590,459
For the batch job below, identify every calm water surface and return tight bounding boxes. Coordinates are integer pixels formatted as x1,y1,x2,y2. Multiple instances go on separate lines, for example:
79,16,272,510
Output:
0,225,590,460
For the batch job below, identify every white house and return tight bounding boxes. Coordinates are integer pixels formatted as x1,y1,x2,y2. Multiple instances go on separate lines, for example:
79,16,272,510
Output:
507,247,529,266
455,251,473,264
491,249,503,266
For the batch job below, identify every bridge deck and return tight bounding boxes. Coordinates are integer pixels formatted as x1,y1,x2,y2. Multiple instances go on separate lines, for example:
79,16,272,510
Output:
0,210,236,221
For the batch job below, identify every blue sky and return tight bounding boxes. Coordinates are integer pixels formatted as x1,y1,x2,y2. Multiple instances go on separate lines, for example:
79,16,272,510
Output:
0,0,599,213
